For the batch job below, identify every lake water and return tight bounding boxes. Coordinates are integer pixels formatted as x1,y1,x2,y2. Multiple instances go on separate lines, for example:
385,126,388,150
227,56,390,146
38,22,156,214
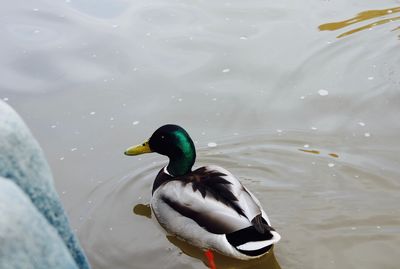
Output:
1,0,400,268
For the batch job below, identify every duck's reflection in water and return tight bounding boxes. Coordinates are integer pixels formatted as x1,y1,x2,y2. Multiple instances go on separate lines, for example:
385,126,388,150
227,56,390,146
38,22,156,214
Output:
133,203,152,219
133,203,281,269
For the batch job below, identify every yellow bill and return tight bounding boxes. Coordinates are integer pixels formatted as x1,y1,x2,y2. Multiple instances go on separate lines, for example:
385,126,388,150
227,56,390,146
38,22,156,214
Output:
124,140,152,156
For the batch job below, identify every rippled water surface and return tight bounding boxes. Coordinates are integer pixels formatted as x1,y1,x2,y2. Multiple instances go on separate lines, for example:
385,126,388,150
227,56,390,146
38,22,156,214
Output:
1,0,400,268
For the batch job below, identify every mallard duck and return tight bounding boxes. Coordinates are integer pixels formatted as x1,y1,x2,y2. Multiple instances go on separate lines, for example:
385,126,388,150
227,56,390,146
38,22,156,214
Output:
125,124,280,262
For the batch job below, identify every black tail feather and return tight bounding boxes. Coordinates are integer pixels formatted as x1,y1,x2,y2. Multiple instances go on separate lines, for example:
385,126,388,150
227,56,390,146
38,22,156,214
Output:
251,214,275,234
225,214,276,257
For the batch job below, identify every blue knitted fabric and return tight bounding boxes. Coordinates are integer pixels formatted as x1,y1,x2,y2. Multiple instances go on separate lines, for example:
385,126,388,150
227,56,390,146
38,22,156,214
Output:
0,101,90,269
0,178,79,269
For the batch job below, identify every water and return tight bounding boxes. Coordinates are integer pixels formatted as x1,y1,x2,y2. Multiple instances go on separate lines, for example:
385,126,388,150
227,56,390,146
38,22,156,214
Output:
1,0,400,268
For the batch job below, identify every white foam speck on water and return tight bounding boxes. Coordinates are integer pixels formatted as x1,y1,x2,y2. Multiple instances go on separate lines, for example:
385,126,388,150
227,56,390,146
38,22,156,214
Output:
90,111,96,115
377,226,381,229
328,163,335,168
71,148,77,152
222,68,230,73
300,96,305,100
60,157,65,161
311,126,318,130
207,142,217,147
304,144,310,148
178,98,183,102
367,76,374,80
364,132,371,137
109,227,113,231
33,30,40,34
351,227,357,230
33,8,39,11
51,125,57,128
239,36,248,40
132,121,139,125
110,117,114,121
318,89,329,96
112,24,119,28
212,98,217,101
3,98,9,101
358,122,366,126
276,129,283,133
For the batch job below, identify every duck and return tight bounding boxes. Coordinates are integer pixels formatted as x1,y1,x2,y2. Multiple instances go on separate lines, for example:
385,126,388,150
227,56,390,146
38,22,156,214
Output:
124,124,281,265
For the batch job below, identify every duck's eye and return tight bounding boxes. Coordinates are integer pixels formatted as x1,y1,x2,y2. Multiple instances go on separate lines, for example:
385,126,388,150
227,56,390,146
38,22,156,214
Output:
142,143,145,146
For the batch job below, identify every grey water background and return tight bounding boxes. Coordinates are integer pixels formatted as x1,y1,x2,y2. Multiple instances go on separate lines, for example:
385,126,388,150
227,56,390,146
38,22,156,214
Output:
1,0,400,268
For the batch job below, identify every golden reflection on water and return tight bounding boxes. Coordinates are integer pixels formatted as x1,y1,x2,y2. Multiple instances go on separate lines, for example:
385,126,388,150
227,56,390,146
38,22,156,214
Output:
299,149,320,155
298,149,340,158
133,204,281,269
319,7,400,38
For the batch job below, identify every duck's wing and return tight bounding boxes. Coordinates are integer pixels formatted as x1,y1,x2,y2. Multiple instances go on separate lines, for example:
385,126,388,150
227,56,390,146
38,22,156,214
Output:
154,165,275,235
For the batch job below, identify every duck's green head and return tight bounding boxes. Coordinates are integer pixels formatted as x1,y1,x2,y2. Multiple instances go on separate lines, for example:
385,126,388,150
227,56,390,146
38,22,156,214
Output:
124,124,196,176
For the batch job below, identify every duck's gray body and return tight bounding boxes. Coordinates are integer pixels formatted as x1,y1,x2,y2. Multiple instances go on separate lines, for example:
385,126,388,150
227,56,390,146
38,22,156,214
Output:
151,165,281,259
